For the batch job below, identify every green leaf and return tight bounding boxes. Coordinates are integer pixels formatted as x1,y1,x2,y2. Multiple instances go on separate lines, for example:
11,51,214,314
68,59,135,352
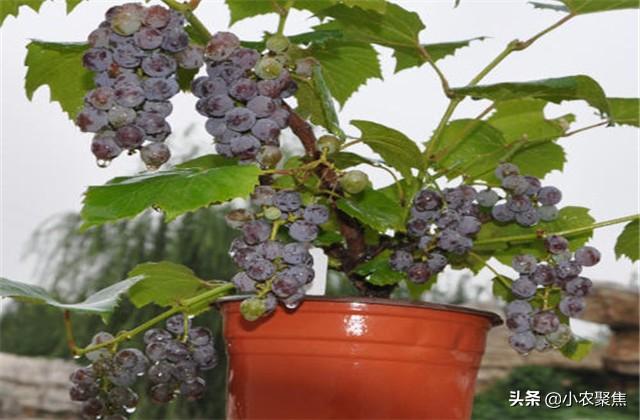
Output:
25,41,93,119
351,120,423,180
66,0,84,13
313,3,425,69
127,262,205,308
176,67,199,92
310,40,382,106
331,152,373,169
81,164,261,229
529,1,570,12
354,251,405,286
608,97,640,127
295,80,331,129
175,154,239,170
615,220,639,262
452,75,611,116
560,338,593,361
288,30,344,46
561,0,639,14
0,276,141,322
486,99,570,180
393,37,486,73
474,206,596,266
226,0,284,24
432,119,507,181
336,187,405,232
0,0,45,26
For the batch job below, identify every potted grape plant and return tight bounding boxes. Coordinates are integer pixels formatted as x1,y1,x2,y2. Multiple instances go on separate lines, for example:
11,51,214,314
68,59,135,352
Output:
1,0,638,419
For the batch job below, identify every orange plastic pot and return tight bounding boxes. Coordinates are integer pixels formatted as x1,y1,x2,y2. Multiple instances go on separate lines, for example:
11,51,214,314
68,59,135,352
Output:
220,297,502,420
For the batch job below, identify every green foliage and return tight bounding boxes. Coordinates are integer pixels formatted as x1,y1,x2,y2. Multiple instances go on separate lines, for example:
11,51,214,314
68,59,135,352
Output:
354,250,405,286
394,37,486,73
492,277,514,303
608,97,640,127
351,120,423,181
81,164,261,228
474,207,595,266
0,0,45,26
615,220,639,262
561,0,640,14
127,262,207,308
65,0,84,13
559,337,593,361
452,75,611,116
336,187,405,232
309,40,381,106
0,276,141,322
24,41,92,118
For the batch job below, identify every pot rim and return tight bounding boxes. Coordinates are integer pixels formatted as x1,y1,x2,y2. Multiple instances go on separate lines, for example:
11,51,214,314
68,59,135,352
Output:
217,295,503,326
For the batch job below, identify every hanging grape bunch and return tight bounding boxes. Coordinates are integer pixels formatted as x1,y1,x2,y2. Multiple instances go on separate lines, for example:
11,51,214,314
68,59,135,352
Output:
484,163,562,226
226,187,329,320
78,3,203,169
390,184,485,284
68,332,147,419
194,32,296,167
505,241,601,354
144,314,217,404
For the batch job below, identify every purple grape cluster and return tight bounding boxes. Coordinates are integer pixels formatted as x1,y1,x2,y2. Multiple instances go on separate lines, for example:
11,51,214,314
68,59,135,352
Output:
505,241,600,354
484,163,562,227
194,32,297,167
69,332,147,419
228,187,329,319
390,185,487,284
144,314,216,404
78,3,203,169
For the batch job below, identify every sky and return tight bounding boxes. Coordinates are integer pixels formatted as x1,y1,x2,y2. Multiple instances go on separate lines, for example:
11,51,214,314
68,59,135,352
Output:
0,0,638,296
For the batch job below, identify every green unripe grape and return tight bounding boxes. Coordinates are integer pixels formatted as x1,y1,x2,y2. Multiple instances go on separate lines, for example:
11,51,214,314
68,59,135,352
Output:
240,297,267,322
273,53,290,66
266,34,290,53
339,170,369,194
255,57,283,80
545,323,572,348
257,145,282,168
264,206,282,221
317,135,341,155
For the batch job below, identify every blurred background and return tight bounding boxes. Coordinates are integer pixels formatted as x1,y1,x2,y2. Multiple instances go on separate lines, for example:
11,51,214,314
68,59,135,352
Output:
0,0,638,419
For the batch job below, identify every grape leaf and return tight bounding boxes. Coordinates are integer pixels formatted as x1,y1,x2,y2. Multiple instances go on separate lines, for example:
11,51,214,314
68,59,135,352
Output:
608,97,640,127
331,152,374,169
452,75,611,116
295,78,331,130
529,1,570,12
431,119,507,182
615,220,639,262
492,276,515,303
0,276,142,323
0,0,45,26
226,0,285,24
127,262,206,308
309,40,382,106
336,188,405,232
560,338,593,361
66,0,84,13
351,120,423,181
25,41,93,119
313,3,425,69
561,0,639,14
485,99,570,180
81,164,261,229
474,206,595,266
393,37,486,73
354,250,405,286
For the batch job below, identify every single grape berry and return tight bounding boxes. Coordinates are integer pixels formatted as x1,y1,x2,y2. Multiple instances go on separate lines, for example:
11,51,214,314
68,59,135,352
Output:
339,170,369,194
544,235,569,254
509,331,536,354
317,135,340,155
512,254,538,274
530,310,559,334
574,246,601,267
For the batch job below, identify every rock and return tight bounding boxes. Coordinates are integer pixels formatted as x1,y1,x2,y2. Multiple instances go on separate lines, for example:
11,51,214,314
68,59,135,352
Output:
582,283,639,328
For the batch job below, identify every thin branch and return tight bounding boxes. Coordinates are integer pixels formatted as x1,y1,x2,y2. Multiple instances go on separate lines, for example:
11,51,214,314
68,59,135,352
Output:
63,310,77,354
417,45,453,97
474,214,639,247
424,13,575,162
162,0,211,41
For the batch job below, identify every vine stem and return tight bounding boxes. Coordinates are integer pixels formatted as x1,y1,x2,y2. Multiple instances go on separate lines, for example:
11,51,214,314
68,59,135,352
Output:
417,44,452,97
276,0,294,35
424,13,575,162
161,0,211,41
74,283,234,356
63,310,77,353
474,214,639,247
468,252,511,290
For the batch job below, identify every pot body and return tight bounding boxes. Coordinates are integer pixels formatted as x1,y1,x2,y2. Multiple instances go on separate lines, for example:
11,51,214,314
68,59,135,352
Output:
221,298,500,420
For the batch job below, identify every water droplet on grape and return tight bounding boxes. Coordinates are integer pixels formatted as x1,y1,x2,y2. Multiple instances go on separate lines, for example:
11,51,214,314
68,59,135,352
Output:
96,158,111,168
285,301,300,310
145,164,159,171
125,407,136,414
